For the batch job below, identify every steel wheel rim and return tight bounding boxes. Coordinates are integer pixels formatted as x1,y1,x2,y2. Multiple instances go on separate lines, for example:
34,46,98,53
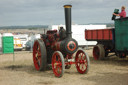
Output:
33,41,42,70
93,46,100,60
52,52,62,77
75,50,88,74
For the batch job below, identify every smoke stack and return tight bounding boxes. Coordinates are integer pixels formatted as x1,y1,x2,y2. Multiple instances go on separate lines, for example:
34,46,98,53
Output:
64,5,72,38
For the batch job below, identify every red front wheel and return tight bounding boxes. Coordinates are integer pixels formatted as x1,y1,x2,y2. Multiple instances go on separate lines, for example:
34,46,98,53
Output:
75,49,90,74
52,51,65,77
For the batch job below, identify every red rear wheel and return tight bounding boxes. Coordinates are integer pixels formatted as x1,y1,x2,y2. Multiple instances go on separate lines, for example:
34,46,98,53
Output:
93,46,100,60
52,51,65,77
75,49,90,74
33,39,47,71
93,44,105,60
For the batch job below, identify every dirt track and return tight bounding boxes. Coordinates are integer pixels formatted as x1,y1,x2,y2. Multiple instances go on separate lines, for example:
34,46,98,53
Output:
0,49,128,85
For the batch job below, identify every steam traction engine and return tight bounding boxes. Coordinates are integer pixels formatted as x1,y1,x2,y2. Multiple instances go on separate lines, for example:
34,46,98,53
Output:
33,5,90,77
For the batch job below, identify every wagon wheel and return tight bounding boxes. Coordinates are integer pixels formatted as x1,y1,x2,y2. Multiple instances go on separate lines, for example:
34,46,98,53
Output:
52,51,65,77
75,49,90,74
93,44,105,60
33,39,47,71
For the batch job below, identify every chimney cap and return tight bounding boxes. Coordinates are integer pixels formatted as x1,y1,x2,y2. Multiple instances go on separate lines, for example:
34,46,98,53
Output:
64,5,72,8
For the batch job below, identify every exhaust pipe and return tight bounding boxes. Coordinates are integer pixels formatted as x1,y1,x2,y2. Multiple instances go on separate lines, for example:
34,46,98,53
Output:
64,5,72,38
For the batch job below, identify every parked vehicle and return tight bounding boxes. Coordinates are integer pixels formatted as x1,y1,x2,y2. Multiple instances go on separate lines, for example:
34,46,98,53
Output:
85,17,128,60
26,34,41,51
14,34,29,49
14,38,23,50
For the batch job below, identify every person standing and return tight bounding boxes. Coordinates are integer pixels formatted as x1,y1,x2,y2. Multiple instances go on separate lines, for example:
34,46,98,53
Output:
113,6,126,18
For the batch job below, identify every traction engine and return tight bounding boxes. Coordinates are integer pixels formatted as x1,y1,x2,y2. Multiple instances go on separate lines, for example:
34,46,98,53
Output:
33,5,90,77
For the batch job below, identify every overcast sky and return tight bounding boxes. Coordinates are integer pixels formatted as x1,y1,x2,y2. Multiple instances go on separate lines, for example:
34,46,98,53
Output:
0,0,127,26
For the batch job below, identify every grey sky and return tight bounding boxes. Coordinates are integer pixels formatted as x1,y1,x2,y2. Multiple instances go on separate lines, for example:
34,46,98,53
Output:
0,0,127,26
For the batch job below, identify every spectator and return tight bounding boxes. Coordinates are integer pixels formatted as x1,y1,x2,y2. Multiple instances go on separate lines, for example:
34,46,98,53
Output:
113,6,126,18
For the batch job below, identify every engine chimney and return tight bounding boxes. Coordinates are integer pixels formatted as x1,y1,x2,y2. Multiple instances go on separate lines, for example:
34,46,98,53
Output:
64,5,72,38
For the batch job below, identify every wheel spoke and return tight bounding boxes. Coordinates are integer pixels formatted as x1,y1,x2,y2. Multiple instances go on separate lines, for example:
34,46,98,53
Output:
58,66,62,74
55,65,59,72
57,55,61,61
81,64,84,70
85,63,87,67
83,54,86,60
80,53,82,60
38,52,41,57
82,53,84,59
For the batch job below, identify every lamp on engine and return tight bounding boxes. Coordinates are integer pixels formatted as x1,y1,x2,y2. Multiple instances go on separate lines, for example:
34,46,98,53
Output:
33,5,90,77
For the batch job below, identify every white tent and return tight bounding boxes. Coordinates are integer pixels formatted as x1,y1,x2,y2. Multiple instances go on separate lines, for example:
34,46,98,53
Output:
3,33,13,36
52,24,106,46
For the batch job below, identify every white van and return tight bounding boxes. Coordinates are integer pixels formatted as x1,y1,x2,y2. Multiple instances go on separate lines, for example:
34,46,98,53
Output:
14,34,29,49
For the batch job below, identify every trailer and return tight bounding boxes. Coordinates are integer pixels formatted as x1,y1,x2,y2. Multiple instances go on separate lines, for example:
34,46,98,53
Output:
85,17,128,60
